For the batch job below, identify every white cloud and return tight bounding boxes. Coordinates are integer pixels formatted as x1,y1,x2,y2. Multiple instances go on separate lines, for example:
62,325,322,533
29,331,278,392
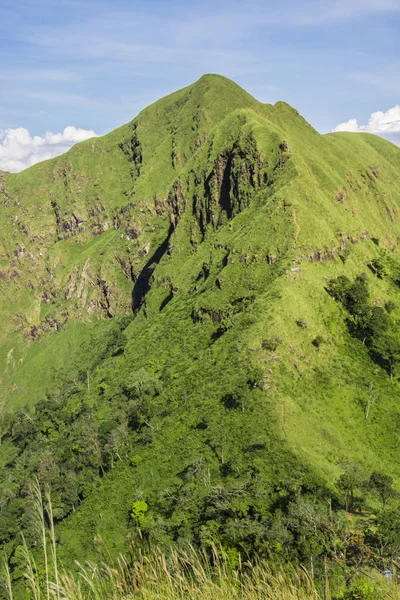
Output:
366,106,400,133
0,126,97,173
333,105,400,137
334,118,363,133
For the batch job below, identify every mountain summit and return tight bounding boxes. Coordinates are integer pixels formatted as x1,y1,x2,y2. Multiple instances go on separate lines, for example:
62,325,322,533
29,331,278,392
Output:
1,76,400,568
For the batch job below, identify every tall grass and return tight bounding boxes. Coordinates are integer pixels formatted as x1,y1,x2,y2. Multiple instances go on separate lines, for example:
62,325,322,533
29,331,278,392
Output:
2,485,399,600
21,545,324,600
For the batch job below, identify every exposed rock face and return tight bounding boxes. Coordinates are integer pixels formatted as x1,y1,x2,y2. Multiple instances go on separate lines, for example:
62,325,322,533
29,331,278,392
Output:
113,203,142,240
65,259,93,303
119,123,142,178
167,182,186,227
192,139,269,238
28,311,69,340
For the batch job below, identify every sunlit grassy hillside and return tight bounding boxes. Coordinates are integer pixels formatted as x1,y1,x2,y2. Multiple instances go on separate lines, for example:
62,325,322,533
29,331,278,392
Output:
1,75,400,598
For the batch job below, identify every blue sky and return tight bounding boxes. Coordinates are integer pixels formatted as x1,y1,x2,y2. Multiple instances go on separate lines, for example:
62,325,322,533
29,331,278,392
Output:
0,0,399,171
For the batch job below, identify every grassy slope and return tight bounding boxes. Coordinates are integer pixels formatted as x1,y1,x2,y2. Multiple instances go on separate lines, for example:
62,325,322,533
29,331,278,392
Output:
57,94,400,561
1,75,400,567
0,74,257,408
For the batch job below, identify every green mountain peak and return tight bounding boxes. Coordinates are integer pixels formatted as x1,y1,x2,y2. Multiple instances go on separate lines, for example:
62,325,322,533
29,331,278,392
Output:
1,76,400,588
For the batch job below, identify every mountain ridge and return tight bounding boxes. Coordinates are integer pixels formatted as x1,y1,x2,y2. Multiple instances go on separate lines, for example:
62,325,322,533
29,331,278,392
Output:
1,75,400,587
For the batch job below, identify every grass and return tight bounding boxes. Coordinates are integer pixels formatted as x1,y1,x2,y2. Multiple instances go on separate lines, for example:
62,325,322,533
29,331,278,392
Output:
5,542,329,600
48,549,325,600
4,500,399,600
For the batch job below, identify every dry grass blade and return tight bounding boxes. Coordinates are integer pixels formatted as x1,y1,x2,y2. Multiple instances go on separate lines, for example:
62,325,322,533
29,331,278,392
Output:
14,536,400,600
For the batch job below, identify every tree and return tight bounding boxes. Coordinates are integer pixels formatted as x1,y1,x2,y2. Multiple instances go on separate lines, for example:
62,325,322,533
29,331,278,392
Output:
369,472,397,508
287,498,355,586
374,508,400,567
337,463,364,512
131,500,153,535
326,276,351,304
357,381,380,421
356,306,388,345
344,277,369,317
372,333,400,381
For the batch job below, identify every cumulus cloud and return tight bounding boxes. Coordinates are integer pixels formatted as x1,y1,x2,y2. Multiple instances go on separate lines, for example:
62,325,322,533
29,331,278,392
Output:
0,126,98,173
334,105,400,135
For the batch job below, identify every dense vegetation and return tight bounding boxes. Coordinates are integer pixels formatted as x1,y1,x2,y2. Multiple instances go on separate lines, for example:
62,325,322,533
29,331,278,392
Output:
1,74,400,597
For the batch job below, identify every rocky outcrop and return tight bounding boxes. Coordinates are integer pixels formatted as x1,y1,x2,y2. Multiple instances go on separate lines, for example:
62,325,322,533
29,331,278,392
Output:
300,231,371,264
119,123,142,178
113,203,143,240
167,182,186,227
27,311,69,340
132,224,174,312
51,199,85,240
193,142,267,237
64,259,95,309
97,279,114,318
0,268,20,282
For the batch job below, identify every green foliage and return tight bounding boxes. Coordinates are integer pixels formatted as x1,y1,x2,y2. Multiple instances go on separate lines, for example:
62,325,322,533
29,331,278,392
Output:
327,274,370,318
373,508,400,564
261,336,282,351
312,335,325,348
327,274,400,379
369,252,400,286
336,462,365,511
131,500,150,529
371,333,400,381
384,300,396,314
296,319,308,329
368,472,397,508
341,578,382,600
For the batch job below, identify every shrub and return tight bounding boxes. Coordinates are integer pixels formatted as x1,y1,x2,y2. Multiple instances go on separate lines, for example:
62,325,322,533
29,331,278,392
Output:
295,319,307,329
261,336,282,351
312,335,324,348
384,300,396,313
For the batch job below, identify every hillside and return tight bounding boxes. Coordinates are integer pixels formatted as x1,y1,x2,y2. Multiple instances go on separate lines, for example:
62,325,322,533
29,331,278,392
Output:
1,74,400,594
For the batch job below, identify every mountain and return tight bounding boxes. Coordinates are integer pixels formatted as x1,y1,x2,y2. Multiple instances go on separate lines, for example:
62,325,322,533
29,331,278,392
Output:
1,74,400,580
